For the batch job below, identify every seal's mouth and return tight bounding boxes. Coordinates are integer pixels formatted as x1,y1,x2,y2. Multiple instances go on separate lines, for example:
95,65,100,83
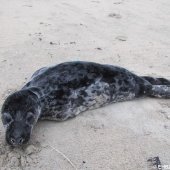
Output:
6,141,29,148
6,136,30,147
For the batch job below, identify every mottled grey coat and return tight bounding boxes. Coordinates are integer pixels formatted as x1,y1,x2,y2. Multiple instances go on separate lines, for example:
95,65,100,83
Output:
1,61,170,146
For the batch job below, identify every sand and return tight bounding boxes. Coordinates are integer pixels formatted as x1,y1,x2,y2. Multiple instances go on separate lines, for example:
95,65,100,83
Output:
0,0,170,169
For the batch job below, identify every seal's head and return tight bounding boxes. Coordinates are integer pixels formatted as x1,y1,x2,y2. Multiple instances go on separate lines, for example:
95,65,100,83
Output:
1,89,40,146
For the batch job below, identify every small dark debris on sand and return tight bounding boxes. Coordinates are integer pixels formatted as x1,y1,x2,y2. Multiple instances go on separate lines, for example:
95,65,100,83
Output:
114,2,122,5
116,36,127,41
108,13,122,19
23,5,32,7
70,42,76,44
91,1,100,3
96,47,102,50
50,42,56,45
147,157,162,170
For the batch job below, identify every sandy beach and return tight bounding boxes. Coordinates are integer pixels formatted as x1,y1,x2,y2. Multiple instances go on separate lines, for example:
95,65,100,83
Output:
0,0,170,169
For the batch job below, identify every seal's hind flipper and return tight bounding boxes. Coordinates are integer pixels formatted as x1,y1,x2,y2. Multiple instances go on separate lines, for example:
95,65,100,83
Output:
148,85,170,99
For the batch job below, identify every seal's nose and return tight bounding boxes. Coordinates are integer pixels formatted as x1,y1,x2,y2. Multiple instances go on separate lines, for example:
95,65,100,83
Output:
10,137,24,145
10,138,15,145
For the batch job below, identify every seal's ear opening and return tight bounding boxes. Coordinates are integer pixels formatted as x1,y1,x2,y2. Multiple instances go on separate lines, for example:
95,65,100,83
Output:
1,112,13,126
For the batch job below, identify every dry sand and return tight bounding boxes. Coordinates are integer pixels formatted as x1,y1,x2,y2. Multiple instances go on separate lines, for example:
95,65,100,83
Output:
0,0,170,169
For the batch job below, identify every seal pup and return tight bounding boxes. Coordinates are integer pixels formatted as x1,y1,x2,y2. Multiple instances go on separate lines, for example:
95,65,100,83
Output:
1,61,170,146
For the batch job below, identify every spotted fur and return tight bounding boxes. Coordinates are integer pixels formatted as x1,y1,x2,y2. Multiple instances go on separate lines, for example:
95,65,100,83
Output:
1,61,170,146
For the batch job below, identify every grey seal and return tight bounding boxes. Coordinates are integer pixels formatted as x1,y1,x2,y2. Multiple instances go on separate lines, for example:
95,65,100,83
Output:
1,61,170,146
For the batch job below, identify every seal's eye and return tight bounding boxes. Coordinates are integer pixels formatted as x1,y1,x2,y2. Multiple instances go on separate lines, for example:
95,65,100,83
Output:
2,112,13,125
26,112,35,125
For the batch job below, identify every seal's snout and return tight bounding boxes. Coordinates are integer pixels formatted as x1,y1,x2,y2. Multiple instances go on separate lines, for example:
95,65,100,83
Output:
5,121,32,146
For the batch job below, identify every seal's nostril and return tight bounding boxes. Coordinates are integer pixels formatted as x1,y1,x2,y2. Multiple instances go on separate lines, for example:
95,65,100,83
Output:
18,138,24,144
10,138,15,144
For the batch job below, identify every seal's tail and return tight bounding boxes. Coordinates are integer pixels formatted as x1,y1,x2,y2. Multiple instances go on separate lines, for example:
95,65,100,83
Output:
141,76,170,99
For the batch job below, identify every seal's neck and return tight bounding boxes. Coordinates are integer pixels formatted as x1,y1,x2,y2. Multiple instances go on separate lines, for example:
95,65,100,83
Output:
23,87,42,99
